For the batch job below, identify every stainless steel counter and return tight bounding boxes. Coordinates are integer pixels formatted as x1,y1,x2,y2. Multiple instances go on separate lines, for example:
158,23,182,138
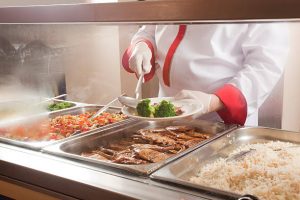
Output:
0,142,227,200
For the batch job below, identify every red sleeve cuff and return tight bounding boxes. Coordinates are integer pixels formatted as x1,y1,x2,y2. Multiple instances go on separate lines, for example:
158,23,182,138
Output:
121,39,156,82
214,84,247,125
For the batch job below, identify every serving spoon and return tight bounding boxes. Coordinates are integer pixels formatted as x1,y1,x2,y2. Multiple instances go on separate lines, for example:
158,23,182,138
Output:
118,71,144,108
118,96,139,108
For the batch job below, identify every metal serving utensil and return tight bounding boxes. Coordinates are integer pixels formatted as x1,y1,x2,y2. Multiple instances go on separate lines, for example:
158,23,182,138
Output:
135,71,145,99
118,96,139,108
35,94,67,106
90,93,125,120
118,71,144,108
226,148,256,162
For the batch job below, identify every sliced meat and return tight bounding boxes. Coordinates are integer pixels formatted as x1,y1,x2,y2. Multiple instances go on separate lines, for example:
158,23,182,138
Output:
138,129,176,146
108,139,135,151
81,152,110,161
166,126,194,132
99,147,117,156
88,149,114,160
131,144,176,153
174,133,195,140
112,150,148,165
134,148,171,163
182,138,204,148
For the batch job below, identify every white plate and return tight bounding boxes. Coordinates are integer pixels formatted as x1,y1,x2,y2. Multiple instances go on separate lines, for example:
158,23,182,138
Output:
121,97,204,121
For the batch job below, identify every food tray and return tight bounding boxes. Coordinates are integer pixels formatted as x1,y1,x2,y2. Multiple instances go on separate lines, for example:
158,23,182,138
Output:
0,105,134,150
151,127,300,199
43,119,236,175
46,99,82,113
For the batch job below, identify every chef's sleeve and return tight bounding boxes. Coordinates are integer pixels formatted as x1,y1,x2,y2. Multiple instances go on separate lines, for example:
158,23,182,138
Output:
122,25,156,82
215,23,289,125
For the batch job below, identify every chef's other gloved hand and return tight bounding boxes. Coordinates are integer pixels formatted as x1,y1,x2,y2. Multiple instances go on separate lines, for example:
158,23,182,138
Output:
174,90,224,114
129,42,152,76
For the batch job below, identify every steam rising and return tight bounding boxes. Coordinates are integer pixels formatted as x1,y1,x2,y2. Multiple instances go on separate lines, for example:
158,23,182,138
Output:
0,75,50,126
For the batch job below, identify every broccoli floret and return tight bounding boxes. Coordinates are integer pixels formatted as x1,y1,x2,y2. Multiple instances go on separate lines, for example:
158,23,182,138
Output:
136,99,155,117
153,100,176,118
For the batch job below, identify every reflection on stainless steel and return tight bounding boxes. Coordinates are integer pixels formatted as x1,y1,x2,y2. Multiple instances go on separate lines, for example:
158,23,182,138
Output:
43,119,236,175
151,127,300,199
0,105,134,150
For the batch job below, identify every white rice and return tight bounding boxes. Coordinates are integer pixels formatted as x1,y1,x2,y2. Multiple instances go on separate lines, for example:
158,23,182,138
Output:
189,141,300,200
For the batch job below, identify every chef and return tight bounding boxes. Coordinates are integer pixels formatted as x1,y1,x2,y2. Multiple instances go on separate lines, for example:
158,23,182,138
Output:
122,24,289,126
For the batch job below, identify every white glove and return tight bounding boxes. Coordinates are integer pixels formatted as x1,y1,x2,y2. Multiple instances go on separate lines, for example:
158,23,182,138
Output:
174,90,212,114
129,42,152,76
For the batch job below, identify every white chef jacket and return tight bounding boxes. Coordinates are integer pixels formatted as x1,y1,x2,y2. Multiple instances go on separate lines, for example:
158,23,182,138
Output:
122,24,289,126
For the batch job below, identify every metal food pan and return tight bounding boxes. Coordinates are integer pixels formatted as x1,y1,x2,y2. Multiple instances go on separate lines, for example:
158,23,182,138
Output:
43,119,236,176
46,99,80,113
151,127,300,199
0,105,134,150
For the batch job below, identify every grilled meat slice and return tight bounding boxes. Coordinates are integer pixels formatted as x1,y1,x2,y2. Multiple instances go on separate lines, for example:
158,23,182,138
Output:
87,149,114,160
185,130,210,139
131,144,176,153
99,147,117,156
131,134,150,144
108,139,135,151
166,126,194,132
174,133,195,140
165,126,196,140
134,148,171,163
150,128,178,139
151,128,169,133
112,150,148,165
81,152,110,161
138,129,176,146
181,138,204,148
166,126,210,140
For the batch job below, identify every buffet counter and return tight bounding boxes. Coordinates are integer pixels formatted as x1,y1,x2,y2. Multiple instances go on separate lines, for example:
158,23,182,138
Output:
1,100,300,200
0,142,218,200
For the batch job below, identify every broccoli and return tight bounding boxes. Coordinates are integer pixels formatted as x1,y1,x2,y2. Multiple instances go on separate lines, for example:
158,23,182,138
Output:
136,98,155,117
153,100,176,118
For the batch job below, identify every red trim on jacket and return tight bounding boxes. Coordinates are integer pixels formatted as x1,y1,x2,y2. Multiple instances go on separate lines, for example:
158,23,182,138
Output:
162,25,187,87
122,39,155,82
214,84,247,125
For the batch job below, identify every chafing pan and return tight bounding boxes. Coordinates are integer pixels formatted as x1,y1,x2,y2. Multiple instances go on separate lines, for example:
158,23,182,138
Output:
43,119,236,175
46,99,80,113
151,127,300,199
0,105,134,150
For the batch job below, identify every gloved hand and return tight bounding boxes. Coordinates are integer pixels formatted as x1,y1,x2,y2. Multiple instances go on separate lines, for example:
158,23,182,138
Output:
129,42,152,76
175,89,224,116
174,90,212,114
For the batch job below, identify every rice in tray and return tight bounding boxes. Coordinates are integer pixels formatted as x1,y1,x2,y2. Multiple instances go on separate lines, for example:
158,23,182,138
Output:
190,141,300,200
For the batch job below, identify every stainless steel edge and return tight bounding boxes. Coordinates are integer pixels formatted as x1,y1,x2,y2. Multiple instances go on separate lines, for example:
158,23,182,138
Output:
0,0,299,23
0,105,134,150
150,126,300,198
43,119,237,176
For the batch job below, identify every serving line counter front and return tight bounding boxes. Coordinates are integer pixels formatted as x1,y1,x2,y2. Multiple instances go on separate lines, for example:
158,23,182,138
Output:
2,122,300,200
0,101,237,200
0,137,231,200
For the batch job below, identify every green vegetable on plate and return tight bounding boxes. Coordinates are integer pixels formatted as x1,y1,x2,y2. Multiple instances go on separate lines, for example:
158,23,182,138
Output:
136,99,177,118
